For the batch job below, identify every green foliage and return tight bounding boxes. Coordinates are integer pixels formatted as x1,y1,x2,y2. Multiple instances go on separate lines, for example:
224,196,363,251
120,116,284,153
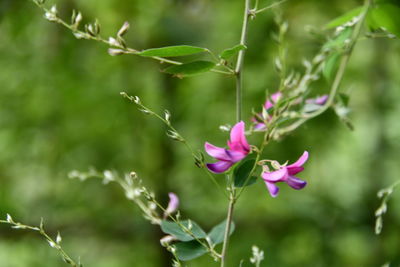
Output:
163,61,216,77
174,240,207,261
219,44,247,60
208,220,235,245
161,220,207,242
234,159,258,188
325,6,363,29
323,53,340,82
138,45,208,57
368,4,400,37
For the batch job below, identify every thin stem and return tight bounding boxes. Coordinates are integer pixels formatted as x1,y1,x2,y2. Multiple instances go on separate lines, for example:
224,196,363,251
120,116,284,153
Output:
255,0,289,14
220,195,236,267
234,0,251,122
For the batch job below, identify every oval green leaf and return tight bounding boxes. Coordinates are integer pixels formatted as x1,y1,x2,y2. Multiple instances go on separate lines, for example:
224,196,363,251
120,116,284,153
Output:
234,159,258,188
175,241,208,261
161,220,207,242
208,220,235,245
138,45,208,57
219,44,247,60
163,61,216,77
325,6,363,29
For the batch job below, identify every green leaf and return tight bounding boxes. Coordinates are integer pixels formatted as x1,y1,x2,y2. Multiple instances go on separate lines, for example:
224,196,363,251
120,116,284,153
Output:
323,27,353,50
163,61,216,77
325,6,363,29
323,53,340,82
138,45,208,57
208,220,235,245
234,159,257,188
161,220,207,242
175,241,207,261
368,4,400,37
219,44,247,60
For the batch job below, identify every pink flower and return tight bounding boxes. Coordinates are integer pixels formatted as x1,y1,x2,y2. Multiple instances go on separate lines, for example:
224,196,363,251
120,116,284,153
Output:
205,121,250,173
306,95,328,105
252,92,282,131
164,192,179,218
261,151,309,197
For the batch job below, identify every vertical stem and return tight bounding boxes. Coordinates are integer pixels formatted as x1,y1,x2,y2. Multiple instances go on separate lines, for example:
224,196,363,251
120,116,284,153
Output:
220,196,235,267
235,0,251,122
220,1,251,266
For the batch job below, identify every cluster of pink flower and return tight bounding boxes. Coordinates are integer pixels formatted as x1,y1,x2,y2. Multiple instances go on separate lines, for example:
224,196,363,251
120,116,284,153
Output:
204,92,326,197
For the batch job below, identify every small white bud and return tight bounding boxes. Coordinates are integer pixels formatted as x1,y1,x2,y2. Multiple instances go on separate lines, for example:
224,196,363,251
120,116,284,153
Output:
108,48,125,56
73,32,87,39
108,37,120,47
103,170,114,184
6,214,13,223
219,124,231,132
48,240,57,248
56,232,62,244
118,21,130,37
148,202,157,210
164,110,171,122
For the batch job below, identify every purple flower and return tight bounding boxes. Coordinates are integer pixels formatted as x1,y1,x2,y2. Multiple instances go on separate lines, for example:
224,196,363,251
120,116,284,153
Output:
306,95,328,105
261,151,309,197
252,92,282,131
164,192,179,218
205,121,250,173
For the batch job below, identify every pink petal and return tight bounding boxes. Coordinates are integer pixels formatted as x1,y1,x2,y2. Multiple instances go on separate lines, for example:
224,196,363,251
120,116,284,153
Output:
206,161,233,173
226,150,247,163
228,121,250,153
261,167,288,182
287,166,304,176
164,192,179,217
265,181,280,197
204,142,230,161
271,92,282,103
287,151,309,168
286,176,307,190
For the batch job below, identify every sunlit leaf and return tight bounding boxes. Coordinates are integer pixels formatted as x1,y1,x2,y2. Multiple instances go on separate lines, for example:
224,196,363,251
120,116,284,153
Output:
138,45,208,57
367,4,400,37
325,6,363,29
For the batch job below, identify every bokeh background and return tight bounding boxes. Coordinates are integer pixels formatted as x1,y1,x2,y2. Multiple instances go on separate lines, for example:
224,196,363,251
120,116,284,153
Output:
1,0,400,266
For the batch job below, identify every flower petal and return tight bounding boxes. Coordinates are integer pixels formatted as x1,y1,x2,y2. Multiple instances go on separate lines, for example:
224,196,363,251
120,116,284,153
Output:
226,150,247,163
204,142,230,161
286,176,307,190
287,166,304,175
261,167,288,182
228,121,250,153
265,181,280,197
206,161,233,173
287,151,309,168
164,192,179,217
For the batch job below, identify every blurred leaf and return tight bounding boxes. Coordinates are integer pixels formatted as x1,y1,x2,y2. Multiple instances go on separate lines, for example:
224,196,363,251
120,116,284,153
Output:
163,61,216,77
323,53,340,82
161,220,207,242
138,45,208,57
323,27,353,50
325,6,363,29
219,44,247,60
208,220,235,245
175,241,207,261
303,103,323,113
337,92,350,106
367,4,400,37
234,159,257,187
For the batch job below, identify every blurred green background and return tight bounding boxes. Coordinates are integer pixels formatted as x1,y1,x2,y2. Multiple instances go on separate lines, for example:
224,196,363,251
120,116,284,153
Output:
1,0,400,266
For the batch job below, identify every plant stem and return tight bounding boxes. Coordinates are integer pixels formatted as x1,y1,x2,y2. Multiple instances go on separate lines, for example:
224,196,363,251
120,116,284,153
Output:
220,195,236,267
220,1,252,266
235,0,251,122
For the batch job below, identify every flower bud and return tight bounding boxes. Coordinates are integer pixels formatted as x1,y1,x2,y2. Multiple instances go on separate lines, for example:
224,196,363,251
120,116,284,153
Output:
118,21,130,37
